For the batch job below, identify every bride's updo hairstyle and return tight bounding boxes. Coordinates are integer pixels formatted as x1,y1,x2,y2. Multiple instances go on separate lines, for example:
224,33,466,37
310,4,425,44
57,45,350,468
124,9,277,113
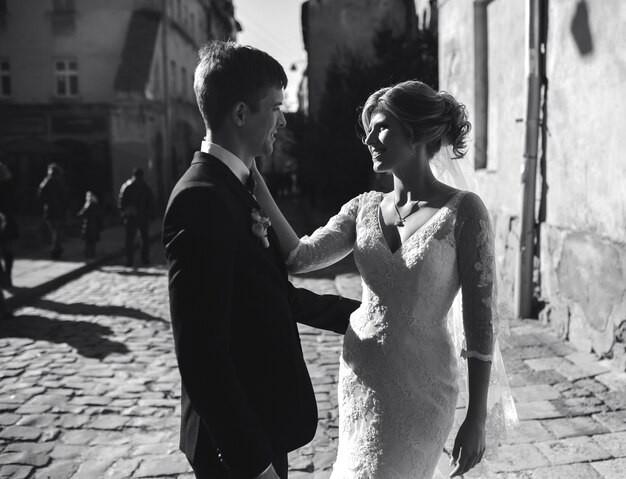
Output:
359,80,471,159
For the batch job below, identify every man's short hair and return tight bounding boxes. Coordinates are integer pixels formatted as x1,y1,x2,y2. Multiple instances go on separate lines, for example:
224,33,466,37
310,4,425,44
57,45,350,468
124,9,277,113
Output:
194,41,288,132
132,168,144,179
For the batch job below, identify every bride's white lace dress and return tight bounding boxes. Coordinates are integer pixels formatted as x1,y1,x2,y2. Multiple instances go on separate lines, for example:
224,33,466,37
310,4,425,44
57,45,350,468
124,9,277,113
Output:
288,190,505,479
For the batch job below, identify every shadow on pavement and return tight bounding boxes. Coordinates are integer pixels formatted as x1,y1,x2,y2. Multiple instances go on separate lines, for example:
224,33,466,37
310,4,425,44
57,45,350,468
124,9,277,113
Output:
32,299,168,323
111,269,165,277
4,286,30,296
0,315,130,358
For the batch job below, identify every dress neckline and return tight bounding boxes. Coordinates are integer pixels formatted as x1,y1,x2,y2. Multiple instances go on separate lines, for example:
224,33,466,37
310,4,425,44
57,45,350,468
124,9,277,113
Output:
375,191,463,255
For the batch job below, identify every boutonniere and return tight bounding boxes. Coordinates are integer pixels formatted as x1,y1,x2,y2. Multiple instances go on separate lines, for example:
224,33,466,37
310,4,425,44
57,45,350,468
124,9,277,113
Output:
251,208,271,248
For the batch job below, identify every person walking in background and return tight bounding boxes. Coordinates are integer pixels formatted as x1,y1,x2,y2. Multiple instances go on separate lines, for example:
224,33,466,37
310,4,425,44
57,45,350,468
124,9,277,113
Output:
118,168,154,267
77,191,102,259
37,163,69,260
0,162,18,288
0,252,10,318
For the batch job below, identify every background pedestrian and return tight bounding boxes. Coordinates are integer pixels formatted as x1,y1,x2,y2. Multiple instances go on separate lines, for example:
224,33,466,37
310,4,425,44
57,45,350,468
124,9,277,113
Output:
118,168,154,266
37,163,69,260
0,211,12,319
0,162,18,288
0,269,9,319
77,191,103,259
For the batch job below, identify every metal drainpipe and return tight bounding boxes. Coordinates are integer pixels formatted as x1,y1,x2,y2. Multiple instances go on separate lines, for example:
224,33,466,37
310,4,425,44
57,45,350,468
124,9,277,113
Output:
160,0,171,207
515,0,543,319
473,0,492,169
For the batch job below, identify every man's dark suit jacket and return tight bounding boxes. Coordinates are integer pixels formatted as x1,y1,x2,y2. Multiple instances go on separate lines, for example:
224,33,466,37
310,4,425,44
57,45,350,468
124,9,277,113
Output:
163,152,359,478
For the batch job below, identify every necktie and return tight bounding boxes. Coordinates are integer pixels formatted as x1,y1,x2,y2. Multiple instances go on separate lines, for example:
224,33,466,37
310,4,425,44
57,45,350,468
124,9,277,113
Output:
245,170,257,196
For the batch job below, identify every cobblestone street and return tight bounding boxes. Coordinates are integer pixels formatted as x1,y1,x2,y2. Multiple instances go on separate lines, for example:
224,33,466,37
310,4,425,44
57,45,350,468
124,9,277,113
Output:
1,0,625,476
1,235,625,478
0,245,351,479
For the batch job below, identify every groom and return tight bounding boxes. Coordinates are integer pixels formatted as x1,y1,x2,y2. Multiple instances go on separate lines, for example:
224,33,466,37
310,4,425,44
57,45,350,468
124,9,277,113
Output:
163,41,359,479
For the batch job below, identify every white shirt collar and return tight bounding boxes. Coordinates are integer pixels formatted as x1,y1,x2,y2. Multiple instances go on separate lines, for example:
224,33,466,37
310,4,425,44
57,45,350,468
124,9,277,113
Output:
200,140,249,184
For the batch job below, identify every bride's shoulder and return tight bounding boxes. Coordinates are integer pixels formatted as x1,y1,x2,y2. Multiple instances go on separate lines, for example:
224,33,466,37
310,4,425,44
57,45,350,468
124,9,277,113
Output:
360,190,386,202
337,191,379,217
456,191,490,221
343,190,380,206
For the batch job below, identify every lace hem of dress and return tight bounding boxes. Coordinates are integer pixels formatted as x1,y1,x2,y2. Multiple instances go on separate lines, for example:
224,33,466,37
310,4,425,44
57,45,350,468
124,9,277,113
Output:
461,349,493,362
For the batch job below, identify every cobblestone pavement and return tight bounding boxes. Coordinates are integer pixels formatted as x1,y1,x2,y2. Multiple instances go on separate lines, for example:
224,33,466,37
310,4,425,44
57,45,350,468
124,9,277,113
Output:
2,240,626,477
0,245,351,478
5,217,162,311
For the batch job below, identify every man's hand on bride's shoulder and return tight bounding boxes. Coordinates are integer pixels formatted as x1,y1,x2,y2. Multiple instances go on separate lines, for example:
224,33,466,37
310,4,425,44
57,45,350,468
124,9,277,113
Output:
254,464,281,479
449,415,486,477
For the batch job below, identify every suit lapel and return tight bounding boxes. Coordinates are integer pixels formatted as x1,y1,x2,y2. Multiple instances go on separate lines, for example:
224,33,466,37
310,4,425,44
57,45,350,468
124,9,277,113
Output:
191,152,257,210
191,152,288,275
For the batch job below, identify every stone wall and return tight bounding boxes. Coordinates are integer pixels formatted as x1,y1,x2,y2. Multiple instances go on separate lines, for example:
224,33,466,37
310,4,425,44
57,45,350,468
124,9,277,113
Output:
540,226,626,363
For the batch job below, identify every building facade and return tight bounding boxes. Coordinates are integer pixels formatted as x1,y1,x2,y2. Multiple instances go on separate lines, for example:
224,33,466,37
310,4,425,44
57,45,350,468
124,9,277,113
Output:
439,0,626,366
0,0,238,213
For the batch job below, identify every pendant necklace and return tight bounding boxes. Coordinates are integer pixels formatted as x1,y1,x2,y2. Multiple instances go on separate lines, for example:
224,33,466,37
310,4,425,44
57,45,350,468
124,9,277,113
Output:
393,179,437,227
393,202,418,227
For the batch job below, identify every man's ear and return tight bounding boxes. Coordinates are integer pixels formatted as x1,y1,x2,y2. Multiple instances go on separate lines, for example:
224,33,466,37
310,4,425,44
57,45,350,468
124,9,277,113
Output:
231,102,247,126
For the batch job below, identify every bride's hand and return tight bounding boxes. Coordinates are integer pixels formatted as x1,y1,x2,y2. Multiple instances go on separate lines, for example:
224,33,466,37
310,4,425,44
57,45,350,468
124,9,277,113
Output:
449,415,486,477
251,157,261,174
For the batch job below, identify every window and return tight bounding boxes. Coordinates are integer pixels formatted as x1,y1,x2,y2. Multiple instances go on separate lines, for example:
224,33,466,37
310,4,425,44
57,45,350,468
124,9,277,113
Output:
54,59,79,97
0,60,11,97
53,0,75,12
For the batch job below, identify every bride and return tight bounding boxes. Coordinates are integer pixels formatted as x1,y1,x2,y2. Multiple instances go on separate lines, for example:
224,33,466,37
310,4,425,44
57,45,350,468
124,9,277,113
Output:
253,80,516,478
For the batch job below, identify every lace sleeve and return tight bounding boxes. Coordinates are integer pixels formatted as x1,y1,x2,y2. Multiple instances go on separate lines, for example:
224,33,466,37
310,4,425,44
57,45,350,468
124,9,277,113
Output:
455,192,496,361
452,192,519,458
287,195,360,274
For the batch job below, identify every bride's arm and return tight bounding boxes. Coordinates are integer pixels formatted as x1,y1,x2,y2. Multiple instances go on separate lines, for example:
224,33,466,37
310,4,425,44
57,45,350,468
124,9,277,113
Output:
252,161,360,274
450,192,495,477
251,161,299,258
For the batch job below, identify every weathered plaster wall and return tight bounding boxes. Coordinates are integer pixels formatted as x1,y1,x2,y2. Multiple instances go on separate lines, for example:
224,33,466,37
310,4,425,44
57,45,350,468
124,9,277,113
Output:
439,0,626,365
477,0,527,305
541,226,626,358
545,0,626,243
439,0,521,303
539,0,626,362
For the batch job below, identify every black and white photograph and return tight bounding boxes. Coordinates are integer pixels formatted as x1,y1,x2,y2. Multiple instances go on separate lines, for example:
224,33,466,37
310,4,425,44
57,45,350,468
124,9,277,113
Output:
0,1,625,478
